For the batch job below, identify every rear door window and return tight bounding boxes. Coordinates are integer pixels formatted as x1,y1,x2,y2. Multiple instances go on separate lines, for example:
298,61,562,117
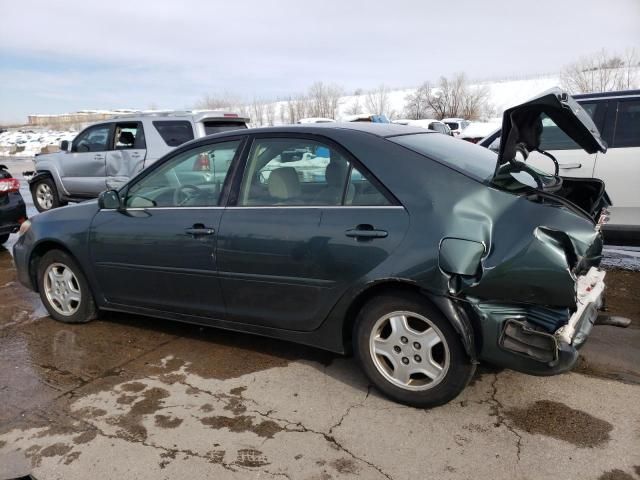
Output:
153,121,194,147
114,122,145,150
237,138,392,206
612,99,640,148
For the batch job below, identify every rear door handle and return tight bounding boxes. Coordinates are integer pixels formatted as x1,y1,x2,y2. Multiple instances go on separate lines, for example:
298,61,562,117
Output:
185,225,215,236
345,225,388,239
94,154,106,160
559,162,582,169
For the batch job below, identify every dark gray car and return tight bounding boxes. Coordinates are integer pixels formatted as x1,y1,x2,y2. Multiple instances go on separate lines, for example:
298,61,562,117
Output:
13,89,610,407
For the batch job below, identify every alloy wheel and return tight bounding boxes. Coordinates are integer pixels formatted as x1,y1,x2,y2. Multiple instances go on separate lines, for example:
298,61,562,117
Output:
36,183,54,210
369,310,450,391
43,262,82,316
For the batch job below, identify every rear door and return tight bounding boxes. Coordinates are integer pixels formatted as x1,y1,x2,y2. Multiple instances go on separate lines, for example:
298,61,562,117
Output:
105,121,147,190
216,135,409,331
592,97,640,207
59,123,112,196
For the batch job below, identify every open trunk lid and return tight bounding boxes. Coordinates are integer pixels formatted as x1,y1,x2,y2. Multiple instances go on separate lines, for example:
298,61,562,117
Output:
495,88,607,176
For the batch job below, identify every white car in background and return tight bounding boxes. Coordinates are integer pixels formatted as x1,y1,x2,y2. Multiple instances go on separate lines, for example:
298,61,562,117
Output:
297,117,336,124
393,119,452,135
459,121,501,143
442,117,470,136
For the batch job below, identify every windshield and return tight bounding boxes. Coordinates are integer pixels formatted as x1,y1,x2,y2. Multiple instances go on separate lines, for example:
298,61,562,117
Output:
203,121,247,135
445,122,459,130
389,132,497,181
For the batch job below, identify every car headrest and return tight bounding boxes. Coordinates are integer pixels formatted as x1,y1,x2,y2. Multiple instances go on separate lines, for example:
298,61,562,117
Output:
268,167,300,199
118,131,135,146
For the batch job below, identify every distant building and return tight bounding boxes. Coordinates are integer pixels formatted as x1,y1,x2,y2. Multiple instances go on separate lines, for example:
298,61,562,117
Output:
27,109,139,126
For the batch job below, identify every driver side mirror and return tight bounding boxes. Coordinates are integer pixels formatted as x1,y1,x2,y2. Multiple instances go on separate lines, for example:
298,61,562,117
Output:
60,140,70,152
98,190,122,210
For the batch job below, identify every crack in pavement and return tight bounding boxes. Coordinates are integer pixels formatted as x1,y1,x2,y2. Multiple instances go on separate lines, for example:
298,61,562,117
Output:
178,378,391,478
489,373,523,461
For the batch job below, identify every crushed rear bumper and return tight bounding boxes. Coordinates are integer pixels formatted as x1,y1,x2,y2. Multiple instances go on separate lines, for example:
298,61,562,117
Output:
476,267,606,375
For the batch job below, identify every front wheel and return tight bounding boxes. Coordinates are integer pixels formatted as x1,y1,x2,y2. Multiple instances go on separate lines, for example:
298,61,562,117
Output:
31,177,65,212
36,249,97,323
354,292,475,408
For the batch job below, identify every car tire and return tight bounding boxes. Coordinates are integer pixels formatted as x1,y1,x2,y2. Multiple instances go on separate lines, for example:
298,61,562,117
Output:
32,177,65,212
354,292,475,408
36,249,97,324
0,233,9,244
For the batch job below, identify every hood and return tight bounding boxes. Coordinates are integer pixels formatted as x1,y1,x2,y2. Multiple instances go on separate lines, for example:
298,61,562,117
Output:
495,88,607,176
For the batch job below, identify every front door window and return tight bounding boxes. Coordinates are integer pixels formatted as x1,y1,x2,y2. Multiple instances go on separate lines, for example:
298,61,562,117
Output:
125,140,241,208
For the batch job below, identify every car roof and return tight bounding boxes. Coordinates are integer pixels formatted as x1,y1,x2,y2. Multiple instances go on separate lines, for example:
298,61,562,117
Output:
224,122,429,137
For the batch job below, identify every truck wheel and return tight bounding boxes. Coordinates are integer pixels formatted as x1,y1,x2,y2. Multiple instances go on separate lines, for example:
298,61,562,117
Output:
36,249,97,323
354,292,475,408
32,177,65,212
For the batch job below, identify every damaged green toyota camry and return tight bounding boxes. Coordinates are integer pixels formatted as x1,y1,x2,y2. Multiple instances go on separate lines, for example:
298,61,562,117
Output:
13,88,609,407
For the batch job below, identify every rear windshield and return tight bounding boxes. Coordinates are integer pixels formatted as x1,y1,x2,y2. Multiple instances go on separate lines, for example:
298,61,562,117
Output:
203,121,248,136
153,121,194,146
389,133,497,181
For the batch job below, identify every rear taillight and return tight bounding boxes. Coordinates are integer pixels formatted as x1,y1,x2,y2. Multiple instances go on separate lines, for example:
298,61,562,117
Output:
0,178,20,193
223,113,239,117
193,153,210,171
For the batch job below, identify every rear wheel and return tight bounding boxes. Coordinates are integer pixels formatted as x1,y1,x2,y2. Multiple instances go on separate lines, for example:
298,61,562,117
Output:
354,292,475,408
36,249,97,323
32,177,65,212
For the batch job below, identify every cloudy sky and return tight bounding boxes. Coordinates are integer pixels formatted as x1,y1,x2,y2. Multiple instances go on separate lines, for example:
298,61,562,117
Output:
1,0,638,123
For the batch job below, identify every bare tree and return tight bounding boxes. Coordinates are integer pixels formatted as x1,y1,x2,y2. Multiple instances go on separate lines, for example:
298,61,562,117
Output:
366,84,391,116
425,73,490,120
345,94,363,115
403,82,433,119
251,98,265,126
305,82,343,118
278,103,288,125
265,102,275,126
460,84,490,120
561,48,639,94
195,93,238,110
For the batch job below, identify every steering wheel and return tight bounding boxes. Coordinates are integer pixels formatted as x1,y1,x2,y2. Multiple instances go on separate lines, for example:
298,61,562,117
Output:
173,184,203,206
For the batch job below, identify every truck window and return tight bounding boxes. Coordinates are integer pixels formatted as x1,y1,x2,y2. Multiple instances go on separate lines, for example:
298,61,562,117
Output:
114,122,145,150
612,99,640,148
153,121,194,147
203,121,248,135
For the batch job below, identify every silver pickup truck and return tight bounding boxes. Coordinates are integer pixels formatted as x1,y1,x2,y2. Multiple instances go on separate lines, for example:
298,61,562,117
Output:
27,110,249,212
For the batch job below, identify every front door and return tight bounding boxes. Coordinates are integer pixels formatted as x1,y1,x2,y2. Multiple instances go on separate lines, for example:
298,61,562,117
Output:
90,138,244,317
60,123,112,196
216,136,409,331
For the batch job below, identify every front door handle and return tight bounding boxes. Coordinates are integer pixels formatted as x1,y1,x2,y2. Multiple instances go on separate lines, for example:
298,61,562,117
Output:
94,154,106,160
185,225,215,236
345,225,388,239
559,162,582,169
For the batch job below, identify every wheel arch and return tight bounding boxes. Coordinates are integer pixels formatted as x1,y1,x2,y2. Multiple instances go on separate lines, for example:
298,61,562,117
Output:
341,279,479,361
28,240,76,292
